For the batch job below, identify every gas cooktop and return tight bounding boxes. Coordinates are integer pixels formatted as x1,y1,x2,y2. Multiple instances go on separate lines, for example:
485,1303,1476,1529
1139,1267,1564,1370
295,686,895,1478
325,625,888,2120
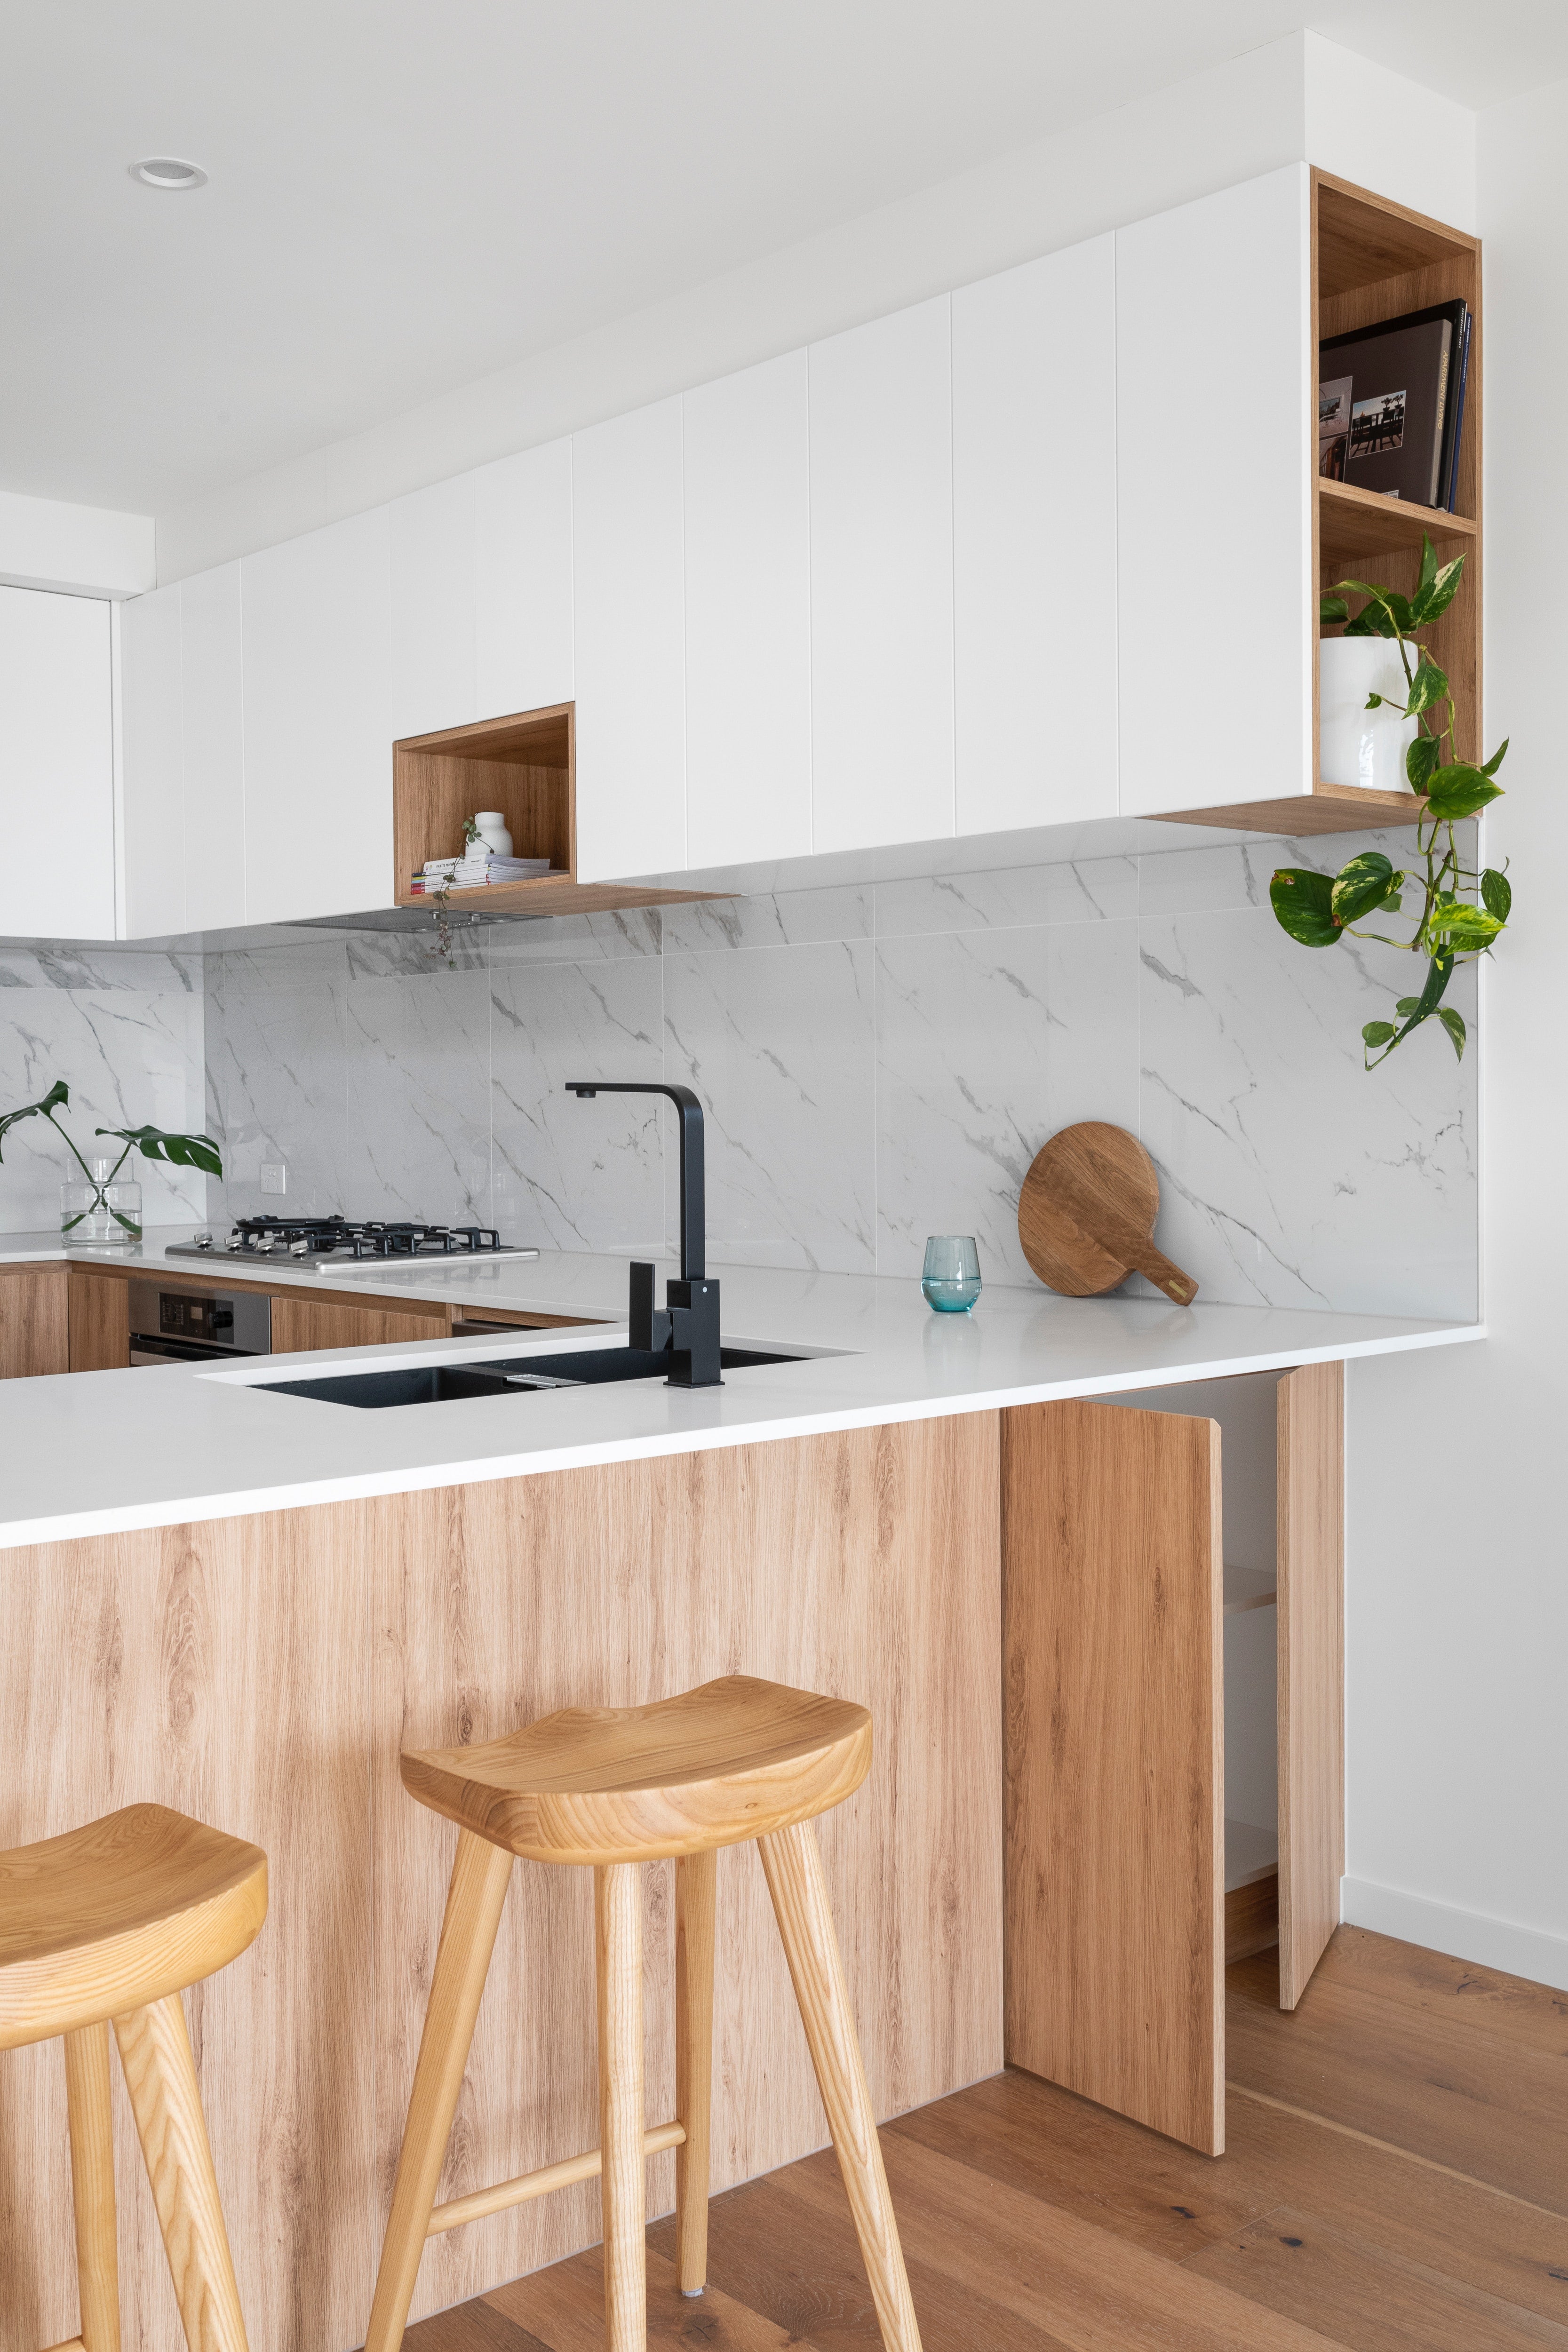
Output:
165,1215,541,1272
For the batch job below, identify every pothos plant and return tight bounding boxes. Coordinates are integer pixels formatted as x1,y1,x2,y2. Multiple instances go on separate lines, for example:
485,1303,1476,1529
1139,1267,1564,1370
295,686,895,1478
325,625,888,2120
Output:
426,815,485,967
0,1080,222,1234
1270,534,1509,1068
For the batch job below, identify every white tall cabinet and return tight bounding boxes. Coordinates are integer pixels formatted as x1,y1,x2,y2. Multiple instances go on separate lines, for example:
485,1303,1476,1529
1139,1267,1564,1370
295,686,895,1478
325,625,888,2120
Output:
952,235,1119,834
0,586,114,939
474,439,574,717
809,297,956,857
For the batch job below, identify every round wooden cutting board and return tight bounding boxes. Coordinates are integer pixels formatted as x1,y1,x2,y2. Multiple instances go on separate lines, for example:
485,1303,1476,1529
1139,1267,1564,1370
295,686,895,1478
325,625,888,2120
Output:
1018,1121,1199,1306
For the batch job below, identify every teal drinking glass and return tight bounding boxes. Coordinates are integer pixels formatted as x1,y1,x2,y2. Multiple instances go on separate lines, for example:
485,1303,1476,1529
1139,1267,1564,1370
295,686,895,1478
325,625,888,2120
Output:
922,1234,982,1312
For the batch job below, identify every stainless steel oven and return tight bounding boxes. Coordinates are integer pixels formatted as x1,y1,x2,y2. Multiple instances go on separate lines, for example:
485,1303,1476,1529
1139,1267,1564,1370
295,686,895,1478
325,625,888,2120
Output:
127,1277,271,1366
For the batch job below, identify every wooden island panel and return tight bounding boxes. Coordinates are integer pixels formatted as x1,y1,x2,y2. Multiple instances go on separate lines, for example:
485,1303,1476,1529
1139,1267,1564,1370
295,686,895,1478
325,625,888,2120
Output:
0,1411,1003,2352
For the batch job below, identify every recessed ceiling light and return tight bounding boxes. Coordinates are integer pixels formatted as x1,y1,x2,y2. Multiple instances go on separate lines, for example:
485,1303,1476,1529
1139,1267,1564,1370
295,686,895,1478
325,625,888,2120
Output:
130,157,207,191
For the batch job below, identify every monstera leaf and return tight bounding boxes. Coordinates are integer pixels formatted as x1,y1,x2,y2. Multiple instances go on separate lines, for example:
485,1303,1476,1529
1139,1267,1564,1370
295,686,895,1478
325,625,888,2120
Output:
96,1124,224,1177
0,1080,71,1162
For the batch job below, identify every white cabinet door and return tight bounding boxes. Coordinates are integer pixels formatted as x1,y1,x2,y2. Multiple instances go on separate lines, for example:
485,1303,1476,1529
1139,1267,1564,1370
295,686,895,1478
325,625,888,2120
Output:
1117,165,1311,816
180,561,246,932
953,236,1118,834
809,296,955,856
572,397,685,882
241,508,392,922
684,351,812,869
474,439,573,717
389,472,477,741
118,583,185,938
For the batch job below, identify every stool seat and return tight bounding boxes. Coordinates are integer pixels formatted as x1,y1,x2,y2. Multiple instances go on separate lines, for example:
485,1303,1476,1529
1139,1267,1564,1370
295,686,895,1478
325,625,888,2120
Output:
0,1801,267,2051
400,1673,873,1864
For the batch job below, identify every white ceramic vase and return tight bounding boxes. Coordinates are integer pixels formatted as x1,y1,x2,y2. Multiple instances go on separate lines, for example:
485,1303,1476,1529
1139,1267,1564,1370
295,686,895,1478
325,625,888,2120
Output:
1319,637,1420,794
472,810,514,858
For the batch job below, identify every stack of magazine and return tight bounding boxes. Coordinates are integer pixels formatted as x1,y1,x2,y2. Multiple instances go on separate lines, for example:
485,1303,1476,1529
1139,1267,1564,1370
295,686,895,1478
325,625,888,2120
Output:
1318,299,1471,511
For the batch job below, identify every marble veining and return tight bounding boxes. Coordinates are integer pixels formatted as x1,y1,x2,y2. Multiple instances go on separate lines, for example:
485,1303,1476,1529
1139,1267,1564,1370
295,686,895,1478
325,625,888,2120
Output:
0,830,1472,1315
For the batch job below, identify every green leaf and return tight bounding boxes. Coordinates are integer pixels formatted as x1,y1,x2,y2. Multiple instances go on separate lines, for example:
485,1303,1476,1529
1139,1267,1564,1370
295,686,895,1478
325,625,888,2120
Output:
1417,535,1438,595
1361,1020,1397,1047
0,1079,70,1163
1270,867,1341,947
1332,581,1412,636
1429,896,1503,948
1320,593,1350,626
1395,998,1421,1016
96,1124,224,1178
1332,851,1401,926
1402,953,1455,1034
1481,737,1510,777
1364,692,1384,708
1425,763,1504,820
1481,868,1512,922
1406,658,1450,715
1343,606,1393,638
1438,1007,1467,1059
1406,733,1442,792
1409,552,1466,625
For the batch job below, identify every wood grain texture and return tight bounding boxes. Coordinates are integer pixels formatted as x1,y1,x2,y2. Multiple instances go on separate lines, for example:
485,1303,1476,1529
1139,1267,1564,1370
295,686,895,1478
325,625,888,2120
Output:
0,1415,1000,2351
1276,1364,1344,2009
114,1993,250,2352
594,1863,647,2352
428,2122,685,2237
0,1263,69,1379
269,1294,447,1354
68,1269,129,1374
1002,1398,1224,2154
758,1820,923,2351
401,1678,874,1864
64,2023,120,2352
489,2243,814,2350
1318,479,1476,562
675,1847,716,2293
1158,787,1430,835
1017,1122,1198,1305
365,1832,516,2352
1226,1875,1281,1967
0,1806,266,2051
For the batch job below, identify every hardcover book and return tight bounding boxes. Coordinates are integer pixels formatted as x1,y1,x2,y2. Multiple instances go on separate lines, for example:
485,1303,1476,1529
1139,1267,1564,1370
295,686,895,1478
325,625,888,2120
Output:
1319,301,1467,509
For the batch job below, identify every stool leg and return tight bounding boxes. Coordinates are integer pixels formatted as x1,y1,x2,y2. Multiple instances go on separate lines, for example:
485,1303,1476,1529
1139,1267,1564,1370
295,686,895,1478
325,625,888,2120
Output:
758,1820,923,2352
595,1861,646,2352
64,2022,120,2352
114,1992,249,2352
365,1830,515,2352
674,1847,716,2295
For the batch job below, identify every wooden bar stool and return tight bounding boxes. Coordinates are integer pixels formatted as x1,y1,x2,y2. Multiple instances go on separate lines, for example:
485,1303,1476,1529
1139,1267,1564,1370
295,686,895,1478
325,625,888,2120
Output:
366,1674,923,2352
0,1803,267,2352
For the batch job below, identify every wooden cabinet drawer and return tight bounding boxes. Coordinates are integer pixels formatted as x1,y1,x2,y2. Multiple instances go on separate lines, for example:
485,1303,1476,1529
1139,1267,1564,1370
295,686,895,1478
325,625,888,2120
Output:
0,1264,69,1378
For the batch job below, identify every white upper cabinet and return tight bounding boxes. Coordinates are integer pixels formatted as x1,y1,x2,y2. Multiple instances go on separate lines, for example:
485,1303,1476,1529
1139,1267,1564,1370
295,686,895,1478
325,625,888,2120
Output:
119,583,186,939
242,507,392,922
684,351,812,870
1117,165,1312,817
953,236,1118,835
0,587,114,939
809,296,955,857
474,439,574,718
179,562,245,933
389,473,478,742
572,397,685,883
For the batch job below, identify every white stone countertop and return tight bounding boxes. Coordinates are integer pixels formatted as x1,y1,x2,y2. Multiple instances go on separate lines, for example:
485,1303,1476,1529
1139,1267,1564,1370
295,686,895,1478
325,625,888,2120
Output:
0,1224,1482,1551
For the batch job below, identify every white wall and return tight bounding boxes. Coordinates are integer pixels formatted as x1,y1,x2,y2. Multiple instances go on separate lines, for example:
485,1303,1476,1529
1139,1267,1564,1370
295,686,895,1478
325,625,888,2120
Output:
1342,75,1568,1993
0,488,154,598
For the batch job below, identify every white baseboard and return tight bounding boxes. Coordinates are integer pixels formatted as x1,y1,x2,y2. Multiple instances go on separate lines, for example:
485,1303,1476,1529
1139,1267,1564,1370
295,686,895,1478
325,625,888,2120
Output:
1341,1875,1568,1994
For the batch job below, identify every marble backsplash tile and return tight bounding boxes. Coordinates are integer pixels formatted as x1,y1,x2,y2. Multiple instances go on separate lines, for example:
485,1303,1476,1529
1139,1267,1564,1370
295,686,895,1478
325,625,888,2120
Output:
146,826,1484,1319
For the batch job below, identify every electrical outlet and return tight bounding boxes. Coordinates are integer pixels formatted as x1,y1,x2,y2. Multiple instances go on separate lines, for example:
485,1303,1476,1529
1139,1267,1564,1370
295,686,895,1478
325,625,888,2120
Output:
260,1162,287,1196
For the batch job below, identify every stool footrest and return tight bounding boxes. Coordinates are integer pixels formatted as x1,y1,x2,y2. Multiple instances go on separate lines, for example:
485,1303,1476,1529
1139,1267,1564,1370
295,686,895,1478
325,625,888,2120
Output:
426,2119,686,2237
41,2339,88,2352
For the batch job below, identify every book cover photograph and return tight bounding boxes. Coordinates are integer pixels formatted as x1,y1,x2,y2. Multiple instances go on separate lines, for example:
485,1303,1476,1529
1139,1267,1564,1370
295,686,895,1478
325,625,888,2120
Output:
1319,375,1352,479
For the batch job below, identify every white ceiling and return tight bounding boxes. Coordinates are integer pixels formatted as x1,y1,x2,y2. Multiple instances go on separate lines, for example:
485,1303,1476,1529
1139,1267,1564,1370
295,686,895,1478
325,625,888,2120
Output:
3,0,1564,515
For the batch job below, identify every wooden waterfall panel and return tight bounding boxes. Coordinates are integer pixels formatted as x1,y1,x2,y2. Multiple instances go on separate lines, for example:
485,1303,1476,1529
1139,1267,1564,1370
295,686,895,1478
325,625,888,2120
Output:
1002,1397,1225,2156
1277,1359,1346,2008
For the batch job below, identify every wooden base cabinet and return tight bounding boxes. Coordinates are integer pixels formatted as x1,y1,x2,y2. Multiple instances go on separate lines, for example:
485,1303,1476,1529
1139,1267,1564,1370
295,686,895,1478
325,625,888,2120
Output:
1001,1361,1344,2157
0,1265,69,1379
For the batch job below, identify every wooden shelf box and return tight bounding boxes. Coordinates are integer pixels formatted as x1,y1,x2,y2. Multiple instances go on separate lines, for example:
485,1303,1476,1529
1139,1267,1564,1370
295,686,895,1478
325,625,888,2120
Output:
1167,171,1481,837
392,702,722,920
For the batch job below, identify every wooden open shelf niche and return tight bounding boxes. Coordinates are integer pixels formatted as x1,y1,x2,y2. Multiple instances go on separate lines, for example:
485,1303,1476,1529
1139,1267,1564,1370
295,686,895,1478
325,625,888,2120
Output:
1168,169,1481,837
392,703,722,919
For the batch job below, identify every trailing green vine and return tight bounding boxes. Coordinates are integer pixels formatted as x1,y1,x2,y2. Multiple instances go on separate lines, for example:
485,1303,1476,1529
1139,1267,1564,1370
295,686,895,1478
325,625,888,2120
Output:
1270,534,1509,1068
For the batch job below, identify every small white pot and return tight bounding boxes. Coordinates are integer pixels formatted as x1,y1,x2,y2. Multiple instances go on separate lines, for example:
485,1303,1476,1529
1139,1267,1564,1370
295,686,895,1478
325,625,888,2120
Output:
1319,637,1420,793
472,809,514,858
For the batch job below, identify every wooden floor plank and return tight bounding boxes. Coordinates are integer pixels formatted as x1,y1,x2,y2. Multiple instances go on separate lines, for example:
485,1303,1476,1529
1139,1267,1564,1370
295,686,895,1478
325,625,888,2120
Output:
404,2293,555,2352
488,2243,821,2349
893,2062,1568,2323
1185,2205,1568,2352
648,2164,1079,2350
1311,1927,1568,2058
1228,1950,1568,2214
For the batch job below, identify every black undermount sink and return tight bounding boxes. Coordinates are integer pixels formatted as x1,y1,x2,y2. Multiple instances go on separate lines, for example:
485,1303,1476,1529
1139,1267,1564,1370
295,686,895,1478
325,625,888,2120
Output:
261,1343,807,1409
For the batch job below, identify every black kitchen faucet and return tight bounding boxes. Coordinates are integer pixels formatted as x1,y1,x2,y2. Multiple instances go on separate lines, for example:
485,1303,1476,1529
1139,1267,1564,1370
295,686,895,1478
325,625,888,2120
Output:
564,1082,722,1387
